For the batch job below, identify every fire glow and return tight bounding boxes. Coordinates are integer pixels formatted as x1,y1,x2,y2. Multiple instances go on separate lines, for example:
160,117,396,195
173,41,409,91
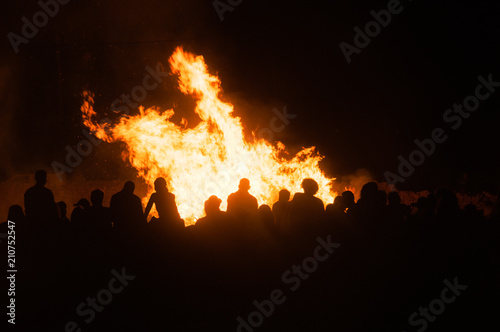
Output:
82,47,336,225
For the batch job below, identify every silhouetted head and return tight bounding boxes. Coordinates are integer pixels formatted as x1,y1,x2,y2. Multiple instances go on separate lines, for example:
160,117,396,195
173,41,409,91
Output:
360,182,378,200
91,189,104,206
238,178,251,192
258,204,274,225
57,201,67,218
154,177,167,192
8,205,25,223
333,196,344,209
341,191,355,209
204,195,222,216
278,189,290,202
35,169,47,186
73,199,90,209
301,178,319,196
259,204,272,213
388,191,401,206
123,181,135,195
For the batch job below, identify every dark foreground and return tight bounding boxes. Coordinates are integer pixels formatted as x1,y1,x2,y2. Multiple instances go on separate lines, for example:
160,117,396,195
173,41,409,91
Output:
2,206,500,332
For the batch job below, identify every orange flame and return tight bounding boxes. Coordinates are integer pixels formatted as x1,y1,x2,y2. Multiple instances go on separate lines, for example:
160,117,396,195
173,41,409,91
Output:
82,47,336,225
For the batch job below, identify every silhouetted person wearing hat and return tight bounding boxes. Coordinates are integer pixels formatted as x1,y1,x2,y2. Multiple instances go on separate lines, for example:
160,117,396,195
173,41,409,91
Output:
145,177,183,229
227,178,258,219
71,198,90,226
195,195,226,229
24,170,55,223
110,181,145,233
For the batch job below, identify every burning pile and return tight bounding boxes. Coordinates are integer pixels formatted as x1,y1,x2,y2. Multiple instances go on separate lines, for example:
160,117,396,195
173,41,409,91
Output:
82,47,336,224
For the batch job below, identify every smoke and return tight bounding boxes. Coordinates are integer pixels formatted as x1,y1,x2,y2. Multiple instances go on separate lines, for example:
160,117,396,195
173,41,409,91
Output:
331,168,375,202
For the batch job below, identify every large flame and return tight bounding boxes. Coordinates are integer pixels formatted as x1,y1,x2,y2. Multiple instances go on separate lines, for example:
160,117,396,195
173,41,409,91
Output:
82,47,336,225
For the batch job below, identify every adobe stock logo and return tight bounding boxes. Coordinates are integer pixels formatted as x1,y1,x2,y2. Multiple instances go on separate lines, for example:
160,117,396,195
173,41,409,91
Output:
403,277,467,332
339,0,405,64
65,267,135,332
212,0,243,22
236,235,341,331
110,64,168,115
7,0,72,54
384,74,499,189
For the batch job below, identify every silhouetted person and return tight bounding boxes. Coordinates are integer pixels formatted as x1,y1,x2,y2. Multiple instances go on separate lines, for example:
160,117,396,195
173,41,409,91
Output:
434,187,461,220
258,204,275,230
288,178,325,231
24,170,55,223
351,182,380,223
57,201,70,223
71,198,90,226
0,205,23,241
409,196,432,222
88,189,113,233
385,191,410,224
341,190,355,212
326,195,345,221
145,177,183,229
272,189,291,232
227,178,258,219
110,181,145,233
8,205,25,223
195,195,227,229
374,190,388,220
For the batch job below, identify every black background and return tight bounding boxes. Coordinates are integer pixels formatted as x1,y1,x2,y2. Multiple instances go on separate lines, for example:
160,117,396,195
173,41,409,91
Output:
1,0,499,191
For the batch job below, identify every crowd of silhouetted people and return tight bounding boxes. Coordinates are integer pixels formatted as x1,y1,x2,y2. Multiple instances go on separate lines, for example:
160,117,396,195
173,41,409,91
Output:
6,169,499,239
2,169,499,331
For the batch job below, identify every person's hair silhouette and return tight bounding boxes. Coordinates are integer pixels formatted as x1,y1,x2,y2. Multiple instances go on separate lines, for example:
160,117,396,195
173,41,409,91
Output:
326,195,345,221
288,178,325,230
341,191,355,211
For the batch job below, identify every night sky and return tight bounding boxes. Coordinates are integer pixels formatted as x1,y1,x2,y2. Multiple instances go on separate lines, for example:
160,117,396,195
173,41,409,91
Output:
1,0,499,192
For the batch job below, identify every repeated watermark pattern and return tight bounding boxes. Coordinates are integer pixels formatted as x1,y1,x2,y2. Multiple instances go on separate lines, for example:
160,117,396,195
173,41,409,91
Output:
402,277,467,332
51,64,168,182
7,0,72,54
65,267,135,331
204,105,296,198
111,64,168,115
384,73,499,190
339,0,406,64
236,235,341,331
213,0,243,22
255,106,297,142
